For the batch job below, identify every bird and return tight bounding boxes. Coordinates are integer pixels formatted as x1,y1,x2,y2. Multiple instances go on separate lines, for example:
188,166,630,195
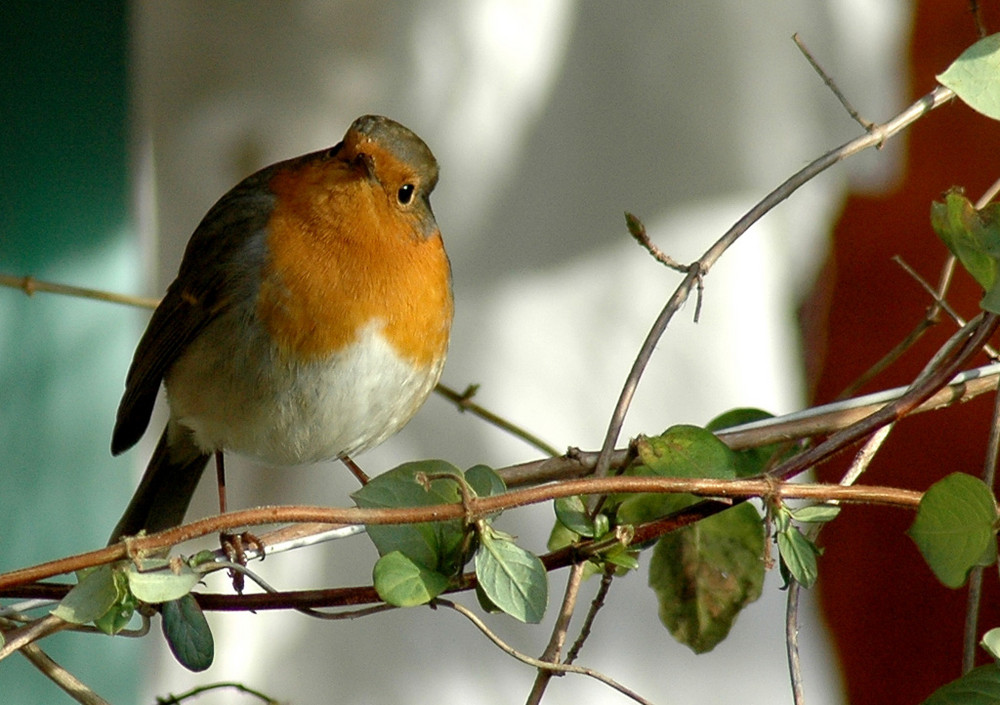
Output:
108,115,452,544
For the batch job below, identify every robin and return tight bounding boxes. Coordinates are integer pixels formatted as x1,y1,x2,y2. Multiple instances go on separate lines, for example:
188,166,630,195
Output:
108,115,452,543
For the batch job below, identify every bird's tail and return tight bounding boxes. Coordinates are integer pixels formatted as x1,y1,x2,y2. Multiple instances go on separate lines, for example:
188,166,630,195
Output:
108,426,211,545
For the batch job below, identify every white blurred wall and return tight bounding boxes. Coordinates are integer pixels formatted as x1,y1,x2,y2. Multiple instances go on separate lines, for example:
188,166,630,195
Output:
129,2,909,703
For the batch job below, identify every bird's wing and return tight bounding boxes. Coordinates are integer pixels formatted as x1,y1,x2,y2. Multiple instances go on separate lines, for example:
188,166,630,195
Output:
111,167,282,454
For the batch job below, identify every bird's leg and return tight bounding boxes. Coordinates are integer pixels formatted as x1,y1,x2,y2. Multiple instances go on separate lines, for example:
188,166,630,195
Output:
214,450,263,593
340,454,370,485
215,449,229,514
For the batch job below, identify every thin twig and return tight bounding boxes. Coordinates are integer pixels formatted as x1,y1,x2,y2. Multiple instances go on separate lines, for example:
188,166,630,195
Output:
838,254,962,398
0,614,68,661
836,316,937,400
0,273,159,309
210,560,396,621
17,641,112,705
565,568,615,665
625,212,692,273
969,0,987,39
770,313,999,483
963,380,1000,672
839,424,895,488
893,256,971,329
786,579,805,705
784,422,894,699
436,598,654,705
793,33,873,129
155,682,279,705
592,84,956,481
526,562,586,705
436,382,561,457
978,175,1000,207
625,212,705,322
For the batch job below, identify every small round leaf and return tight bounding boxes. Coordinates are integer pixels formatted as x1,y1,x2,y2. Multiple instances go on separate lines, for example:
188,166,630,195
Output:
908,473,998,589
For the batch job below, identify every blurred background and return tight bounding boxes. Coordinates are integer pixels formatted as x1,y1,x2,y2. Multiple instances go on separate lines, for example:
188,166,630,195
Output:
6,2,995,704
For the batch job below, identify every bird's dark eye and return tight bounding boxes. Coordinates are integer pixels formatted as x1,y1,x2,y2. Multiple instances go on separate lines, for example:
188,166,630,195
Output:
397,183,415,205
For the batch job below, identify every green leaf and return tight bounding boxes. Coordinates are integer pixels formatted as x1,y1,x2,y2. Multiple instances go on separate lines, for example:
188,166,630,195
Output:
353,460,467,574
465,464,506,498
648,503,765,653
706,408,785,477
931,192,1000,313
93,582,138,636
475,582,503,614
125,559,200,604
908,472,998,588
982,628,1000,662
635,425,738,478
788,504,842,524
51,565,120,625
921,664,1000,705
777,526,821,588
373,551,450,607
554,495,603,537
475,528,547,623
547,520,580,552
617,425,737,524
937,33,1000,121
161,594,214,672
981,534,999,568
601,542,640,572
705,408,774,431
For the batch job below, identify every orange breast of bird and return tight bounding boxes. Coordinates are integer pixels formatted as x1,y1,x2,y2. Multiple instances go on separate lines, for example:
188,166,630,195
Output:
257,150,452,373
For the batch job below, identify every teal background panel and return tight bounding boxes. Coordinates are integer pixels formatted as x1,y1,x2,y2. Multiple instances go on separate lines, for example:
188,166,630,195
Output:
1,2,141,703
